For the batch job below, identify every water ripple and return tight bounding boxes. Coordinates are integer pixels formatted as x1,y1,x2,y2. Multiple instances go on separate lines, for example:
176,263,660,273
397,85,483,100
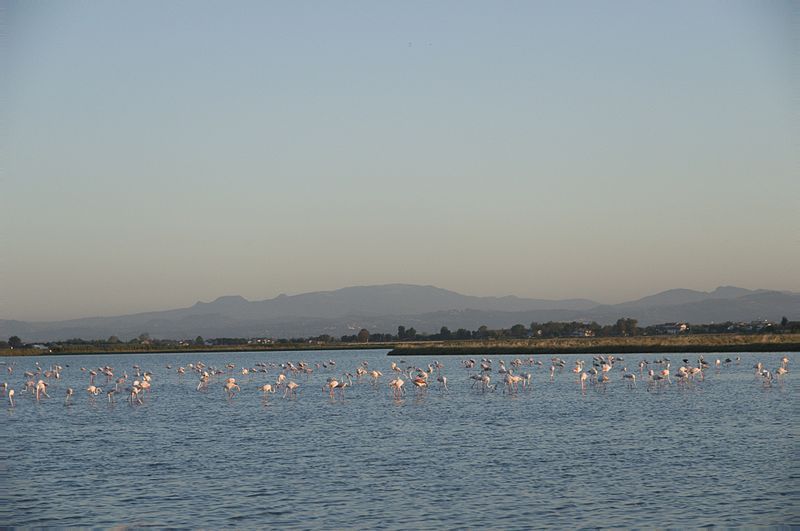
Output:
1,350,797,527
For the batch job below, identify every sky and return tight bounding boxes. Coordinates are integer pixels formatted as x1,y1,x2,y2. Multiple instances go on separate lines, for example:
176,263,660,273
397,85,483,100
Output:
2,0,798,321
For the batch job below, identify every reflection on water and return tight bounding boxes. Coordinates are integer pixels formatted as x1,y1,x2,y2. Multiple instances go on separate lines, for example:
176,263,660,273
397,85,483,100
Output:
1,350,797,527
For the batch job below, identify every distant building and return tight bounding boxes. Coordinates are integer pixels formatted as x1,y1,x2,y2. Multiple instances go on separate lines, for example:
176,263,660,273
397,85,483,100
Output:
247,338,274,345
653,322,688,335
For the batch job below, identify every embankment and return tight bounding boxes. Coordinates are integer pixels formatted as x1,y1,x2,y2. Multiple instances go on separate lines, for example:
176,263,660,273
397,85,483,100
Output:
387,334,800,356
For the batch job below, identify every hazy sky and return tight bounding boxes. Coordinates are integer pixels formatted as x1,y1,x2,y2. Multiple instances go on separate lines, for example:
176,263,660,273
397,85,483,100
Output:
2,0,798,321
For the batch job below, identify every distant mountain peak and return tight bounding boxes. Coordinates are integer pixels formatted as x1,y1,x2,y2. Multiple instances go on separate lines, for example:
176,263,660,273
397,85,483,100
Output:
196,295,248,306
709,286,758,298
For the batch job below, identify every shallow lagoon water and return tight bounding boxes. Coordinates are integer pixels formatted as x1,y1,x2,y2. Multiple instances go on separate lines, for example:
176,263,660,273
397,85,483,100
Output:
1,350,797,528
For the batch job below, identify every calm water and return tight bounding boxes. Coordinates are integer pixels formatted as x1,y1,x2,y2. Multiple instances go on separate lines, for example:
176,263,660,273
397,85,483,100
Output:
1,350,797,528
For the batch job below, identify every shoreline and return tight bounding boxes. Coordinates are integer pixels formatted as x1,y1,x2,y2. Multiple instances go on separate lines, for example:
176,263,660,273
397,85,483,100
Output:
387,334,800,356
2,334,799,357
0,342,394,357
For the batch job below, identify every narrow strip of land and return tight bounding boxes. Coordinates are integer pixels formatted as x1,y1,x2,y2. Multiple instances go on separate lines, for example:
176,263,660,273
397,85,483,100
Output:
3,334,799,357
386,334,800,356
0,342,396,357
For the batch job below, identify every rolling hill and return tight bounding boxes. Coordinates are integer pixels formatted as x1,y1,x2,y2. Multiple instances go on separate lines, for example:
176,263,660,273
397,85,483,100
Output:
1,284,797,341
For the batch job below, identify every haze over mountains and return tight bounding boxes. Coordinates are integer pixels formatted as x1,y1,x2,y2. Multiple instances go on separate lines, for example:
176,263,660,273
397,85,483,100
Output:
2,284,798,342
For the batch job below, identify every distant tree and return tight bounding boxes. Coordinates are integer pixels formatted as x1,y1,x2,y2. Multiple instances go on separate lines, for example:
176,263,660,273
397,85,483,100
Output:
107,335,120,344
455,328,471,340
357,329,370,343
613,318,639,337
475,325,489,339
406,327,417,340
781,316,789,327
195,335,205,345
138,333,151,342
510,324,528,338
8,336,22,348
397,326,406,340
488,328,505,339
439,326,452,340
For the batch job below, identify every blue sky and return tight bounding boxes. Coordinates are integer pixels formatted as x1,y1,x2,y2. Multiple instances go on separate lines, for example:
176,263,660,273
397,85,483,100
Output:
2,0,798,320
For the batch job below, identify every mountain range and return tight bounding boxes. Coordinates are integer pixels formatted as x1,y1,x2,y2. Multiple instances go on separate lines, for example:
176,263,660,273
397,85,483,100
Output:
2,284,798,342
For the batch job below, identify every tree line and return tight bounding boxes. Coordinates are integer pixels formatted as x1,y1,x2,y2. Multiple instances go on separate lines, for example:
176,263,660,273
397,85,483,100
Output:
5,317,797,351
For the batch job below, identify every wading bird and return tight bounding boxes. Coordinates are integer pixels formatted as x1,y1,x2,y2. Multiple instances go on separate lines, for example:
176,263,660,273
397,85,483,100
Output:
284,381,300,398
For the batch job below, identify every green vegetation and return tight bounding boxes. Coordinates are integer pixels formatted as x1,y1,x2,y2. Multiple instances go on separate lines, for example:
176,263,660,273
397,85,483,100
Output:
2,318,799,356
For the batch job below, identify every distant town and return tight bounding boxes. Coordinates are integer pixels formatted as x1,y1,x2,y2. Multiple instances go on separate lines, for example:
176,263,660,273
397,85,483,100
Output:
3,317,799,355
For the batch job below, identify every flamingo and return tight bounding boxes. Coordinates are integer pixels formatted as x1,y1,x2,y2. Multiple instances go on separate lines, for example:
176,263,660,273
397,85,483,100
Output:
475,374,493,392
284,380,300,398
224,378,240,398
498,361,509,375
622,373,636,388
128,383,144,405
659,364,671,383
388,378,405,398
260,384,276,399
689,366,704,380
504,373,524,394
65,388,74,404
648,370,667,390
323,378,339,397
8,389,14,407
334,379,350,397
412,377,428,393
35,380,49,401
437,375,448,392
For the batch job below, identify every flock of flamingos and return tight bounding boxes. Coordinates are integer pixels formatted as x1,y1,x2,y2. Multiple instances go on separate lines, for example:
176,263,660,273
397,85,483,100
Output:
1,353,791,407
